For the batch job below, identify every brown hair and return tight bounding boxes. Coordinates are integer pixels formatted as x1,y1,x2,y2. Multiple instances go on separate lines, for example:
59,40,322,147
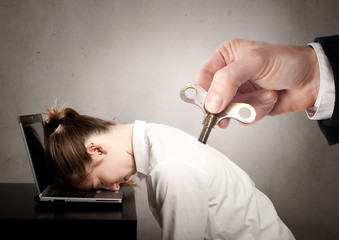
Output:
44,106,115,188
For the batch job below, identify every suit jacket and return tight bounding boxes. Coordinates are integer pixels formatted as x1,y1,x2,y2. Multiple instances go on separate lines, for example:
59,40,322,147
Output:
315,35,339,145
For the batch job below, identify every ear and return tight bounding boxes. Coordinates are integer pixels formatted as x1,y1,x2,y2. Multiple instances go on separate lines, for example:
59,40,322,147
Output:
86,143,107,160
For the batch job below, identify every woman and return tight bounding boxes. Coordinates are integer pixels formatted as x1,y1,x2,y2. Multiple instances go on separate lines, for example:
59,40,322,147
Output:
44,106,295,240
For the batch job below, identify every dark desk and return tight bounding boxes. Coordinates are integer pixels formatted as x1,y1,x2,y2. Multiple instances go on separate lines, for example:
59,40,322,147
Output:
0,183,137,239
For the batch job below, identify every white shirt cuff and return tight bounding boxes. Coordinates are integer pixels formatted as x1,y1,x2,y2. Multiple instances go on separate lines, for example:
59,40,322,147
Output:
306,42,335,120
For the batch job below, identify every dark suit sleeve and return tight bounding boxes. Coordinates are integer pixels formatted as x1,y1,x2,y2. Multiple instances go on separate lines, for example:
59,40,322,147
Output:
314,35,339,145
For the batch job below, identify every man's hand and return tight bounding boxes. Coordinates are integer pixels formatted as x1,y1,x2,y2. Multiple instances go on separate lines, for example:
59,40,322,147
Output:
197,38,320,128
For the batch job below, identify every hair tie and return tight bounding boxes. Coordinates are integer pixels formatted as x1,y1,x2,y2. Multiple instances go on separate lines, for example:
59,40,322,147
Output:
59,116,70,123
48,114,74,134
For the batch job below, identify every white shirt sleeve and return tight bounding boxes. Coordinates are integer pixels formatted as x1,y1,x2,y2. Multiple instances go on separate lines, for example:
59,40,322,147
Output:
306,42,335,120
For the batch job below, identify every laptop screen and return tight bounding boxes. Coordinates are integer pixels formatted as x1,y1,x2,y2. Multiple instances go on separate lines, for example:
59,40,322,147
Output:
19,114,53,193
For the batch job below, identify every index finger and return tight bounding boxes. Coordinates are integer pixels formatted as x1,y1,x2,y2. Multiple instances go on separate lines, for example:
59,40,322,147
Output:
197,39,267,91
196,50,227,91
205,49,268,114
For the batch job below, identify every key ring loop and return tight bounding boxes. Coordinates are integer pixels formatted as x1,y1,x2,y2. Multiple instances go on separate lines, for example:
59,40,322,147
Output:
217,102,256,124
180,83,207,114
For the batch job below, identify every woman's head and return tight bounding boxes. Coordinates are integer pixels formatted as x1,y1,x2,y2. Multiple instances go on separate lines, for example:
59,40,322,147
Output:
44,106,115,188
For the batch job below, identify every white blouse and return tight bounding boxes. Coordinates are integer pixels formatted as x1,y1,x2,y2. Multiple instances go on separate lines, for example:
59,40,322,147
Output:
133,120,295,240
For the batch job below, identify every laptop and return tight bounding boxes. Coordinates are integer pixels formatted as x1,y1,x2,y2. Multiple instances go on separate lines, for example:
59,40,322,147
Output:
18,113,123,204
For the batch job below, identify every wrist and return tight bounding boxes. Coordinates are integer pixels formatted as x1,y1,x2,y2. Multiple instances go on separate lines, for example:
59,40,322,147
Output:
306,45,321,108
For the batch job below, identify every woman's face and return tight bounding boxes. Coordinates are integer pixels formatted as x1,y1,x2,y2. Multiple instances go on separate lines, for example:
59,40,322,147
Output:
74,124,136,191
76,147,135,191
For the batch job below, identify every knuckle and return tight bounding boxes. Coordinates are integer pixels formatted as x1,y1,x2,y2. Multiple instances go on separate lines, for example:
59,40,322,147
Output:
217,38,243,62
246,48,266,63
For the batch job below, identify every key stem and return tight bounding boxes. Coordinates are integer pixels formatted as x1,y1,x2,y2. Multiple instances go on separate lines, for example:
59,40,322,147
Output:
198,114,218,144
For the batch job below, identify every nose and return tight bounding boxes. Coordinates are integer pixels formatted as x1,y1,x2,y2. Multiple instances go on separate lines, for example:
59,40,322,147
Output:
112,183,120,190
105,182,120,191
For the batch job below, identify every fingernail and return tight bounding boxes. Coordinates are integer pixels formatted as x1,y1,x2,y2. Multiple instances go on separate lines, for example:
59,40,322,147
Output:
259,91,275,104
206,92,223,113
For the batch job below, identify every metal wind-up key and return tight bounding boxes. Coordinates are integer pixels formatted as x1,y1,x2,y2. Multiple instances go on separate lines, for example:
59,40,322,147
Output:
180,83,256,144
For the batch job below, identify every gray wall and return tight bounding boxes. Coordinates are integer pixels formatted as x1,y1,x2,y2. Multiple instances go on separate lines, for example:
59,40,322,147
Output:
1,0,339,239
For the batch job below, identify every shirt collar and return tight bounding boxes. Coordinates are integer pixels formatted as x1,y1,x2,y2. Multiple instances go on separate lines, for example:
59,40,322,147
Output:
132,120,150,179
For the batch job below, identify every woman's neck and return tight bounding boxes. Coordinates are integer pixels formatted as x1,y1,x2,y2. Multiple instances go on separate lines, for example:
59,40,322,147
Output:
109,123,134,157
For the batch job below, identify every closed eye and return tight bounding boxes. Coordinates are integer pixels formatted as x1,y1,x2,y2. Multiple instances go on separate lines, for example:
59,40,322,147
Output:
93,180,104,190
